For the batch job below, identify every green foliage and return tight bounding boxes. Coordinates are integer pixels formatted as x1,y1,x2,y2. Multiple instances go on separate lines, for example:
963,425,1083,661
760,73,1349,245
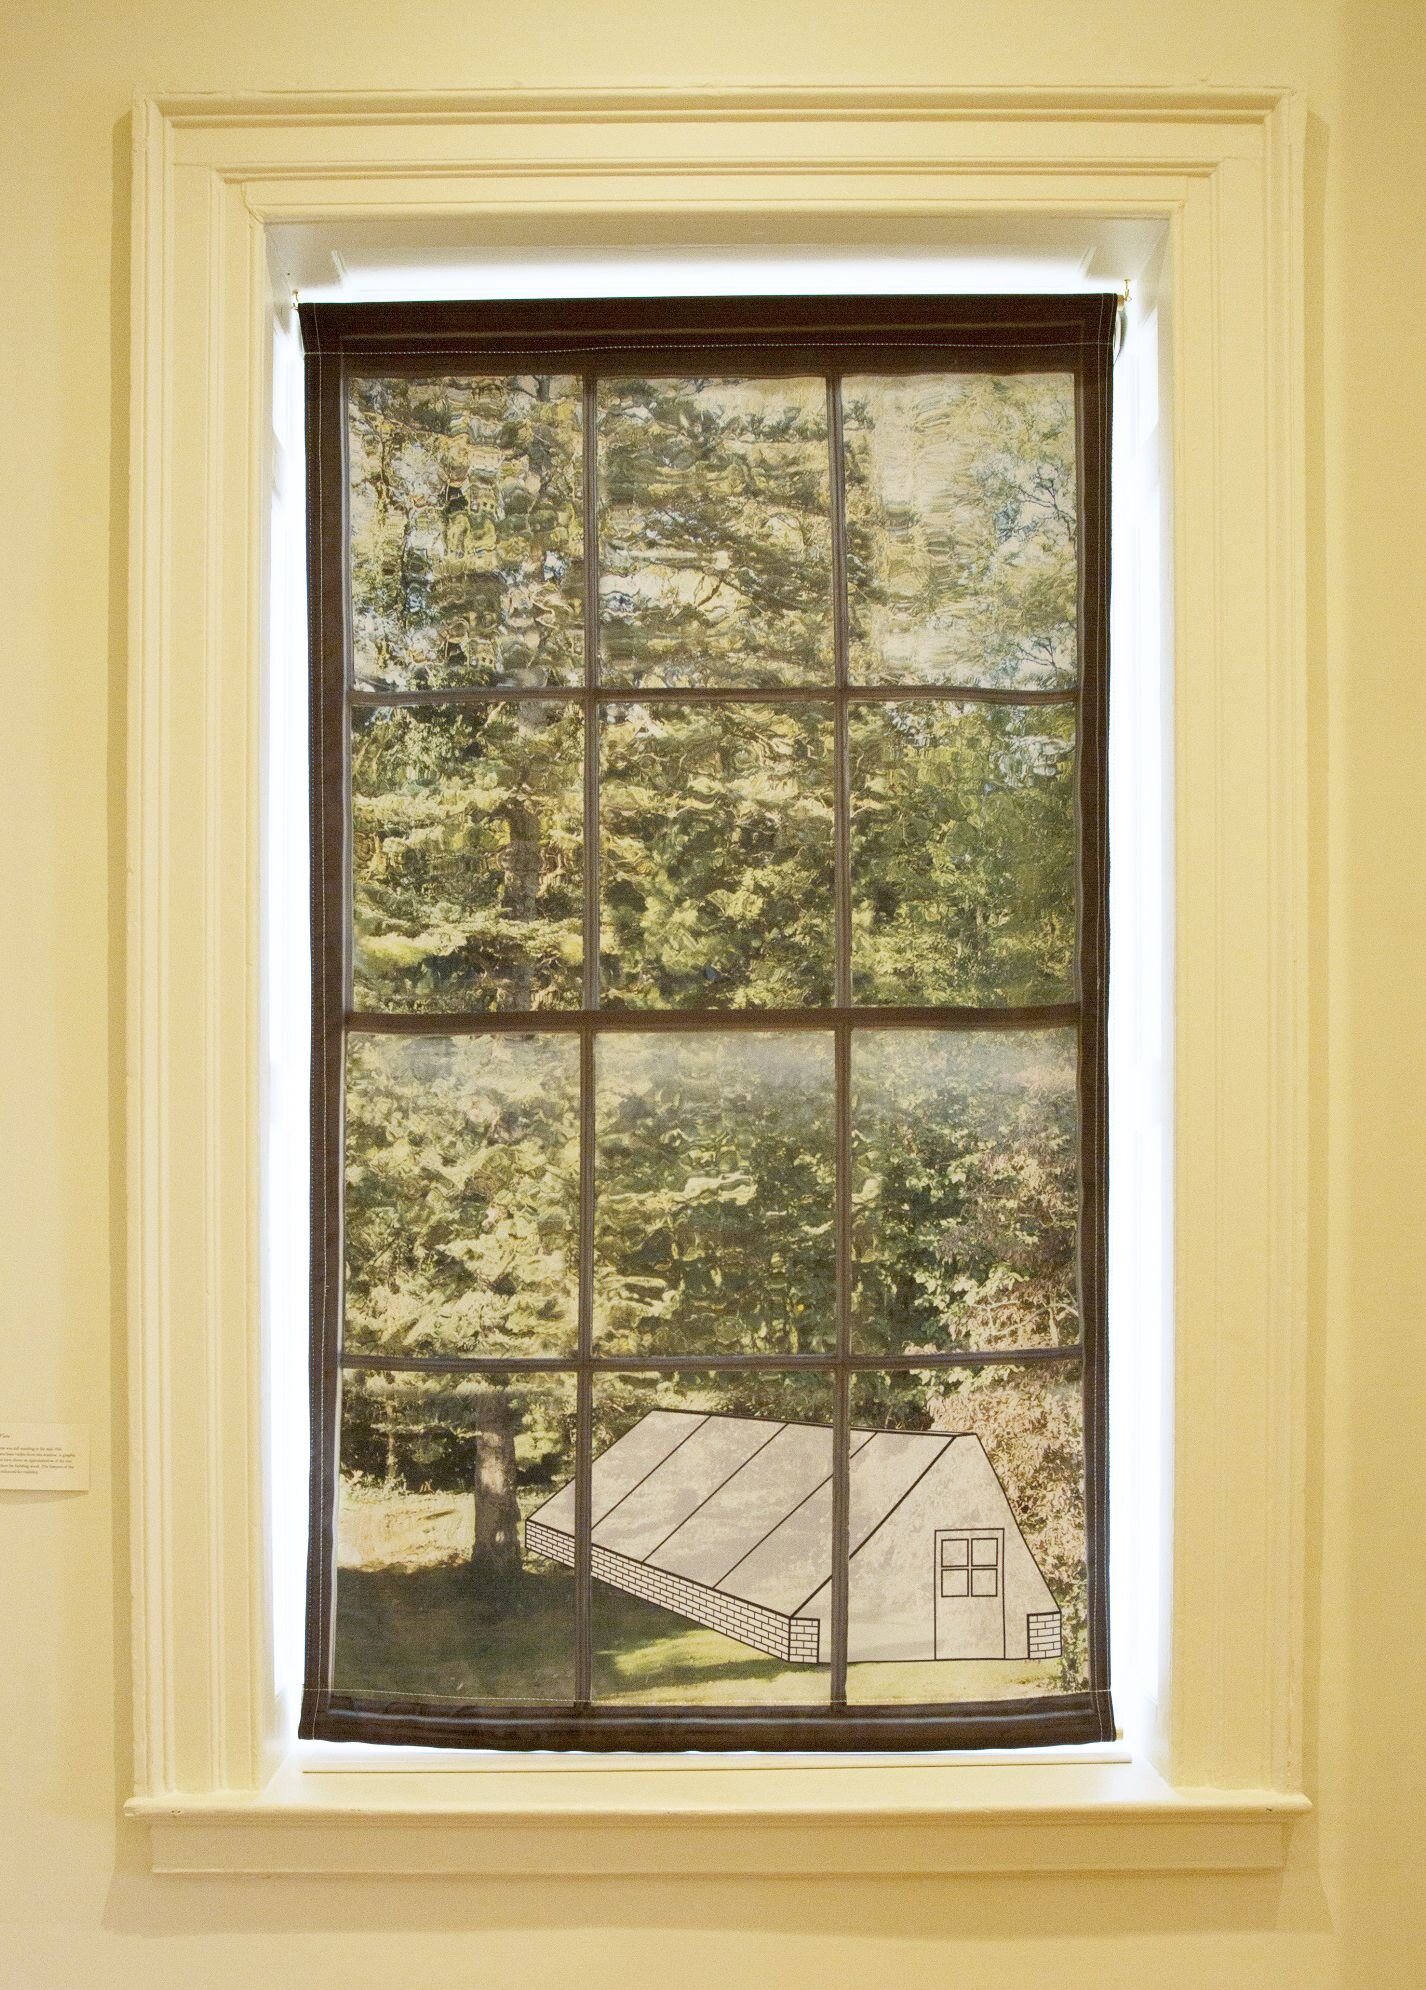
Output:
850,701,1076,1004
845,372,1078,688
345,1034,579,1357
352,701,584,1012
340,1368,577,1508
852,1029,1079,1351
599,376,833,686
348,373,585,689
593,1034,836,1356
600,701,835,1007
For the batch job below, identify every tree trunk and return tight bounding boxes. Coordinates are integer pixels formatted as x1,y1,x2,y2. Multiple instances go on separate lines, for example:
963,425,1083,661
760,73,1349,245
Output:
471,1388,523,1585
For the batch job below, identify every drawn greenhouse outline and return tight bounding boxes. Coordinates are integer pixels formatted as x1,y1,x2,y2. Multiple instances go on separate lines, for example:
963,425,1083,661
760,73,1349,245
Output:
526,1409,1062,1666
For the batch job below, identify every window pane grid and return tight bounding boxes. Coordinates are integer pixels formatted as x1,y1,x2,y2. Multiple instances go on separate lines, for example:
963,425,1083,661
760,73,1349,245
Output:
309,298,1113,1750
334,367,1081,1698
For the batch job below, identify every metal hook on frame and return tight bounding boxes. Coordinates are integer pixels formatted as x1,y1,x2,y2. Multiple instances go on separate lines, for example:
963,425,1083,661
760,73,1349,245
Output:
1113,281,1131,361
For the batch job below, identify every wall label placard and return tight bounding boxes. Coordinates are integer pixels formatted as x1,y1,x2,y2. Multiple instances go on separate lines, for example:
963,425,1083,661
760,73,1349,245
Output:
0,1424,90,1491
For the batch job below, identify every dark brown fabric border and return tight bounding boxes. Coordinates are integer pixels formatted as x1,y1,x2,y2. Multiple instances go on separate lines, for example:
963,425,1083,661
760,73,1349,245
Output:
298,292,1116,1752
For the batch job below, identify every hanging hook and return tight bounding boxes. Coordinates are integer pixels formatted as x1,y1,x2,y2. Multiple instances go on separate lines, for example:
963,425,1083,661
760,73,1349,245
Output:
1113,281,1131,361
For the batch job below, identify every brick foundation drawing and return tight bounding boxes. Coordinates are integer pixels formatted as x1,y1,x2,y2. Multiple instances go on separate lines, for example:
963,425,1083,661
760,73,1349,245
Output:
527,1518,822,1663
1027,1610,1064,1660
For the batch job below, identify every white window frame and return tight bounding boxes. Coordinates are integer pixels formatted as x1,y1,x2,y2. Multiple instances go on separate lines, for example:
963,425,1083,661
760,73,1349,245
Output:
125,86,1308,1876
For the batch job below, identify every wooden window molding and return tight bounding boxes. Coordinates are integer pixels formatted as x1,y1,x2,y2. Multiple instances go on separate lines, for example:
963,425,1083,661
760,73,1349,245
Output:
124,86,1310,1874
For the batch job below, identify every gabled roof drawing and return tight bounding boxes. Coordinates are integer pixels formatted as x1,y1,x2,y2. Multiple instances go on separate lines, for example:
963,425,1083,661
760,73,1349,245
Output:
525,1409,1063,1668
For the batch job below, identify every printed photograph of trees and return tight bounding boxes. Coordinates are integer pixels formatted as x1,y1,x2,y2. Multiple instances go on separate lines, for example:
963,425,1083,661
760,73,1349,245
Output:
329,363,1091,1713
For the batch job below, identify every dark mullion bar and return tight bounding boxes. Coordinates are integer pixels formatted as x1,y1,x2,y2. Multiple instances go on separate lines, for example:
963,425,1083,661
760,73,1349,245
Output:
335,336,1094,363
573,372,602,1708
831,1027,853,1704
827,376,853,1708
838,685,1078,706
345,1002,1082,1036
336,346,1093,374
343,1353,580,1374
348,685,588,708
347,682,1079,709
574,1026,595,1705
582,371,602,1013
340,1345,1084,1376
829,376,853,1009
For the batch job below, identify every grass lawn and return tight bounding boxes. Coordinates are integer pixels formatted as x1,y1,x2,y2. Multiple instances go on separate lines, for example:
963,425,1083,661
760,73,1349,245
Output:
846,1657,1066,1703
335,1561,579,1701
334,1560,1065,1706
592,1598,828,1705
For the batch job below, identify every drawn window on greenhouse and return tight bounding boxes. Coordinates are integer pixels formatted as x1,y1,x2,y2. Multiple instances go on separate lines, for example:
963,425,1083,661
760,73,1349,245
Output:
299,296,1115,1750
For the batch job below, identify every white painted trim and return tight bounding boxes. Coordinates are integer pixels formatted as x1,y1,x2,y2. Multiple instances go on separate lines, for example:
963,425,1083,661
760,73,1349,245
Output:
126,84,1308,1865
128,1760,1308,1877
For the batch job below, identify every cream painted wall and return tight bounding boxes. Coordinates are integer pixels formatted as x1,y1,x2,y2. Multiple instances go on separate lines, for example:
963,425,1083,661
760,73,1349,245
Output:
1,1,1422,1984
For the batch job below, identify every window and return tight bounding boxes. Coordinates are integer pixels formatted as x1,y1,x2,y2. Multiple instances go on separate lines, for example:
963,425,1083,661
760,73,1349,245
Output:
938,1537,1000,1595
971,1539,1001,1599
298,294,1114,1751
940,1537,970,1597
127,89,1308,1869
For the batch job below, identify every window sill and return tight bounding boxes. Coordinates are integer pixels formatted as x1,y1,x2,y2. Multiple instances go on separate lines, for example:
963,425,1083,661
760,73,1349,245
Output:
127,1751,1309,1875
